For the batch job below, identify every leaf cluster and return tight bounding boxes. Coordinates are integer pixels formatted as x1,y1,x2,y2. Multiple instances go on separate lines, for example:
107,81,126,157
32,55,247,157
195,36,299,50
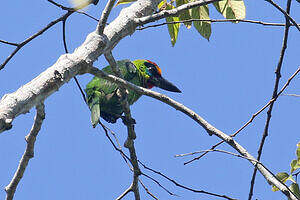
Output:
115,0,246,46
272,142,300,199
160,0,246,46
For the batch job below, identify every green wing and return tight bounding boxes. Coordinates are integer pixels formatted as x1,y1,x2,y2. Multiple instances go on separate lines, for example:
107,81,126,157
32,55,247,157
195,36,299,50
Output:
85,60,145,126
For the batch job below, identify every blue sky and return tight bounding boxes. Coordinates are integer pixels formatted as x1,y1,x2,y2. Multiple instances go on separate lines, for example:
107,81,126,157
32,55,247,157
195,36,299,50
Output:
0,0,300,199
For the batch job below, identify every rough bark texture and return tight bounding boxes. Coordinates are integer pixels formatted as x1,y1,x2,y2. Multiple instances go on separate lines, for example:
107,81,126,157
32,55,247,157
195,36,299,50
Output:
0,0,159,133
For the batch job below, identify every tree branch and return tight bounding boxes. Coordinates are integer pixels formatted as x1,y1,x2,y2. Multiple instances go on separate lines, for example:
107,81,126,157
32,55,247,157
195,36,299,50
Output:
97,0,117,34
248,1,292,199
104,52,141,200
135,0,221,26
0,12,72,71
139,179,159,200
176,149,262,164
184,66,300,165
85,65,299,200
139,161,237,200
283,94,300,97
137,18,300,30
0,0,160,133
5,103,45,200
116,185,132,200
264,0,300,32
0,40,19,46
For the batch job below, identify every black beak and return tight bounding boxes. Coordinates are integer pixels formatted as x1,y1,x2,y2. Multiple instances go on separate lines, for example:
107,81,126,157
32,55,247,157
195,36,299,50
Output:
155,76,181,93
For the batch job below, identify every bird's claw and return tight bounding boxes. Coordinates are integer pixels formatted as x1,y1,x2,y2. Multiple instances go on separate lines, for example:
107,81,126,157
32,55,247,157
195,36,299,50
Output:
121,116,136,126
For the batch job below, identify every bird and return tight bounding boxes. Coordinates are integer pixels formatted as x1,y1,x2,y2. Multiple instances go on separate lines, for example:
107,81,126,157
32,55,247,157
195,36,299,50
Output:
85,59,181,127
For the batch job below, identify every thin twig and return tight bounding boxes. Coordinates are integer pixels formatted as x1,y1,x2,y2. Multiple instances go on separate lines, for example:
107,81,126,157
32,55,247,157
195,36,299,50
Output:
0,12,72,71
97,0,117,34
0,40,19,46
176,149,262,164
139,179,159,200
99,122,132,167
5,103,45,200
140,171,177,196
283,94,300,97
185,66,300,165
138,161,237,200
100,122,176,198
47,0,99,21
135,0,221,26
116,185,132,200
264,0,300,32
248,1,292,200
61,15,87,103
137,18,300,30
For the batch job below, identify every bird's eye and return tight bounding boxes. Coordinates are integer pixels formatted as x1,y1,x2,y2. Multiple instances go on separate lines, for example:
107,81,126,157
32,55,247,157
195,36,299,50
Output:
144,62,153,70
144,61,161,77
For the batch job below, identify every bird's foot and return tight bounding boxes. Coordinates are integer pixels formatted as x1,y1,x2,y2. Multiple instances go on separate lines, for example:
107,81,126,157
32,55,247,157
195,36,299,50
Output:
121,116,136,126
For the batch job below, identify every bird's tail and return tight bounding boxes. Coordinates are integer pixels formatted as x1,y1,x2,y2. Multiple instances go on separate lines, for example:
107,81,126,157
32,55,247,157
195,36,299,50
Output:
88,96,100,128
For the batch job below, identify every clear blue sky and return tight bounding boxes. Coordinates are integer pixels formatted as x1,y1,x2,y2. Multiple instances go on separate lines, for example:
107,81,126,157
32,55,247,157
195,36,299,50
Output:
0,0,300,199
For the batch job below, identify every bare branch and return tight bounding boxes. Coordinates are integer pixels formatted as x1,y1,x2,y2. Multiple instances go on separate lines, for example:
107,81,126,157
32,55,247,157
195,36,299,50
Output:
264,0,300,32
139,161,237,200
0,11,72,71
137,18,300,30
0,40,19,46
104,52,141,200
48,0,99,21
5,103,45,200
100,122,132,167
100,122,175,198
0,0,159,133
86,66,299,200
139,179,159,200
186,66,300,165
176,149,262,164
61,16,87,103
97,0,117,34
116,185,132,200
140,171,177,196
283,94,300,97
135,0,221,26
248,1,293,199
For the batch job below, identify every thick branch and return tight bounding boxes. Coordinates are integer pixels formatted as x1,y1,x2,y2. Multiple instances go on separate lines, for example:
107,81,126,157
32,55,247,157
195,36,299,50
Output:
86,66,299,200
0,0,160,133
5,103,45,200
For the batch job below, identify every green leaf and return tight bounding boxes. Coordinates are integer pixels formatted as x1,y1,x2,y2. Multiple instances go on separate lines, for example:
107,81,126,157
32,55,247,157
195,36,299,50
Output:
213,0,246,21
289,183,300,200
296,143,300,160
176,0,192,29
158,0,167,10
166,3,181,46
191,5,211,40
115,0,136,6
290,159,300,174
272,172,289,192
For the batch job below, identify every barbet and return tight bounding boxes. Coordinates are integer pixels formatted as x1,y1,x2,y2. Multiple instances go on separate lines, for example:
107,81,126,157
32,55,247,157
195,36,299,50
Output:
85,59,181,127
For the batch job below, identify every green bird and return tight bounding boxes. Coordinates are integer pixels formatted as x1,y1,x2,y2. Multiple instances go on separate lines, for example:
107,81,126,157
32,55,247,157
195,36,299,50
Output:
85,59,181,127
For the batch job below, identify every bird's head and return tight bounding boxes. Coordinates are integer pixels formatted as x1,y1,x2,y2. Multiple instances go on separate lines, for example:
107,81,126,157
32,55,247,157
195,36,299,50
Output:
136,60,181,93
